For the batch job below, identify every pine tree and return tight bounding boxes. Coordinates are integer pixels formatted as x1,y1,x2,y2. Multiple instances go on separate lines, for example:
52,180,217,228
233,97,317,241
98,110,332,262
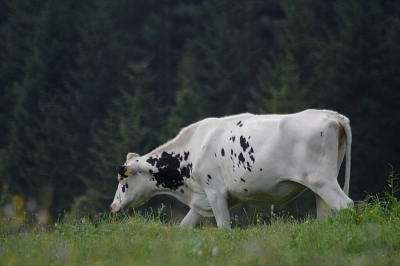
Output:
0,1,43,154
169,0,272,131
7,1,83,216
314,0,400,197
73,59,165,215
250,0,325,114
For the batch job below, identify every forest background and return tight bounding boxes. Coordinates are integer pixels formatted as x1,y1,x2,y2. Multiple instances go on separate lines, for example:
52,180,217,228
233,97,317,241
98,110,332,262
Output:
0,0,399,224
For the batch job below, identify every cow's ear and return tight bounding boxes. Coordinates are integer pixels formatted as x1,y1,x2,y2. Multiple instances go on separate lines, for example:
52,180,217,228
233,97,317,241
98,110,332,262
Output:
126,153,140,161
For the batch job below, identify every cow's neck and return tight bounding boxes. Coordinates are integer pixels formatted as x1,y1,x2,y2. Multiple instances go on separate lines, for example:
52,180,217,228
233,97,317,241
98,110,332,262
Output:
137,148,193,193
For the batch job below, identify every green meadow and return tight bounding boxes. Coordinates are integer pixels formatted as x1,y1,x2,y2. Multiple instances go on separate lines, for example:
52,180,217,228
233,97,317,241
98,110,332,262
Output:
2,171,400,266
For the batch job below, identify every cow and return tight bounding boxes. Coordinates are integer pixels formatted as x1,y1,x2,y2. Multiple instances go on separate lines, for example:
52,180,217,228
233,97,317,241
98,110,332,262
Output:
111,109,353,228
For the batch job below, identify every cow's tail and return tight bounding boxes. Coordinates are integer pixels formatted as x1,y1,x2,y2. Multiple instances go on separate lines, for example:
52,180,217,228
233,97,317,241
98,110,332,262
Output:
338,114,352,196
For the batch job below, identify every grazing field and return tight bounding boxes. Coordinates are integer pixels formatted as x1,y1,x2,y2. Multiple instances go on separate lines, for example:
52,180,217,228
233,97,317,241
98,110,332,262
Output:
1,172,400,265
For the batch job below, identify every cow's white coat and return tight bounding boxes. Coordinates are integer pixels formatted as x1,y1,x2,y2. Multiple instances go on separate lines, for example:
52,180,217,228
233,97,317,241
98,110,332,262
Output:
111,109,353,228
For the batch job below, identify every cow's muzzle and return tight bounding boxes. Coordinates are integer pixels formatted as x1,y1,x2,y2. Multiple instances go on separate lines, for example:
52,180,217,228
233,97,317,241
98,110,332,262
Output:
116,165,129,177
110,202,121,213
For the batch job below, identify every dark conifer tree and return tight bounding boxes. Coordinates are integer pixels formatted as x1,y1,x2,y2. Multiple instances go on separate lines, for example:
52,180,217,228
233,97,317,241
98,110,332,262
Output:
0,1,44,187
7,1,82,216
313,0,400,198
169,0,272,133
74,60,165,215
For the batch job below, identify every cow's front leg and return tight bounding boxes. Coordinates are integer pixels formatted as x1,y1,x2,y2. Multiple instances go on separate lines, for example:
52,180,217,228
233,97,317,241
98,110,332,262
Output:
206,189,230,228
180,209,202,228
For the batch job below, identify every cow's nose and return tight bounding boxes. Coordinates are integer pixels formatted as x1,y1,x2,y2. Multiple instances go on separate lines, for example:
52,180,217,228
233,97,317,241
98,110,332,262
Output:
110,203,121,213
116,166,128,177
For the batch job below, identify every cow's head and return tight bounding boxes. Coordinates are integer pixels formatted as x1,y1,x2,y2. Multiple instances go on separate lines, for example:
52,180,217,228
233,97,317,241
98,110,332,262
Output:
110,152,154,213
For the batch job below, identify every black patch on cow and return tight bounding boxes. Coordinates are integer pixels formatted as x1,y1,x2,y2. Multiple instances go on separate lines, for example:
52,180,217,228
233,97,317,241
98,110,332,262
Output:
238,153,245,164
244,189,248,192
122,183,128,193
249,155,255,163
321,132,323,137
236,121,242,126
184,151,190,161
207,174,212,180
260,168,262,172
221,148,225,156
214,153,217,157
240,136,250,152
249,147,255,163
246,162,252,172
146,151,192,191
229,136,236,143
116,165,128,177
241,178,245,183
177,154,183,162
181,163,193,179
231,149,233,155
149,169,153,174
146,157,158,167
180,189,184,194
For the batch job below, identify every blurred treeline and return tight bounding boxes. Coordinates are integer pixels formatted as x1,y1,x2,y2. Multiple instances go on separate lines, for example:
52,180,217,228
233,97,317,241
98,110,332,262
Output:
0,0,399,221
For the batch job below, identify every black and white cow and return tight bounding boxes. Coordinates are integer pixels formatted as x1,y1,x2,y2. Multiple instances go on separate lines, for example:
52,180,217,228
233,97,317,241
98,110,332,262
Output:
111,109,353,228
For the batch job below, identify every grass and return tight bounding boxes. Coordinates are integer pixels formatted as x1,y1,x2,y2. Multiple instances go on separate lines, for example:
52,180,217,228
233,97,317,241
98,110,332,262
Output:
1,168,400,265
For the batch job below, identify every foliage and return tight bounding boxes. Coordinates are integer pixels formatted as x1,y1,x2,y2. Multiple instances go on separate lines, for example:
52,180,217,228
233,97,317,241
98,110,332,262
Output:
0,0,400,220
313,0,400,196
72,59,166,216
1,179,400,266
337,165,400,225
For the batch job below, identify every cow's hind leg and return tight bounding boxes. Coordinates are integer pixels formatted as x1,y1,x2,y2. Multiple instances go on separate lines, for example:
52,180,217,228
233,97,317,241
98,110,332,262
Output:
180,209,202,228
310,180,353,218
